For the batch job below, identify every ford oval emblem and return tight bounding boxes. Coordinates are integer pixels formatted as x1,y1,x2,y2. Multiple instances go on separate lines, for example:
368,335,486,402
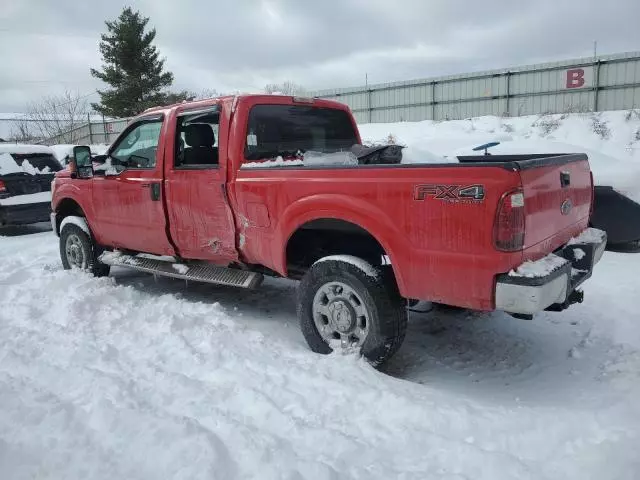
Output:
561,199,573,215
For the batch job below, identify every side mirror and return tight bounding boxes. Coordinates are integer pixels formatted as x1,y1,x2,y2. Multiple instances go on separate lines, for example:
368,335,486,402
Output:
72,146,93,179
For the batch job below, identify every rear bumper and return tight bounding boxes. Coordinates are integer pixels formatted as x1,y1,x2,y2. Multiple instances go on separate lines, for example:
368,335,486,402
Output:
495,228,607,315
0,202,52,226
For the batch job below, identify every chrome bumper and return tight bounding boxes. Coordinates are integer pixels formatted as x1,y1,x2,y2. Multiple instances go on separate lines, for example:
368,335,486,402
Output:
496,228,607,315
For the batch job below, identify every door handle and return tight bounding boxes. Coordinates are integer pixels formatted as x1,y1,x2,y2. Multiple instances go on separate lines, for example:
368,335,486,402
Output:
141,182,161,201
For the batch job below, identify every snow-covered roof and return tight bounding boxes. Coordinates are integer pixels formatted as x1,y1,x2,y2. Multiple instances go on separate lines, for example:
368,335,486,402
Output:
0,144,55,155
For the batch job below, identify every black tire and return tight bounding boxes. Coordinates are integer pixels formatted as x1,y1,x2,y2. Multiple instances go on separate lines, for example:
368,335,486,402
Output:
297,257,407,367
60,223,110,277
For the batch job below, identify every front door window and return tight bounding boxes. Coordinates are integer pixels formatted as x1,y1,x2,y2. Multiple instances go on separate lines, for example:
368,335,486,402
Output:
108,120,163,171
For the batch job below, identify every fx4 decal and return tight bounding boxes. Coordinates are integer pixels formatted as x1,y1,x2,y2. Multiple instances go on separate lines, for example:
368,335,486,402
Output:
414,184,485,203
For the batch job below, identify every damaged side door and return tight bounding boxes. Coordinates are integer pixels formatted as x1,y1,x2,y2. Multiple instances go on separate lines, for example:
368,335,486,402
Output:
163,104,238,263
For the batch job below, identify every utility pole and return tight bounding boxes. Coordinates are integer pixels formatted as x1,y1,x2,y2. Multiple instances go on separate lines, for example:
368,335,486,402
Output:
365,73,372,123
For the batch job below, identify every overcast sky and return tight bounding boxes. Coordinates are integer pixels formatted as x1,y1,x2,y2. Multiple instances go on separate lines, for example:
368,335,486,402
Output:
0,0,638,112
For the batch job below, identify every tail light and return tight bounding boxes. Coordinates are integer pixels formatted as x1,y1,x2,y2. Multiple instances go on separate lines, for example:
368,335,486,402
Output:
0,180,6,193
494,188,525,251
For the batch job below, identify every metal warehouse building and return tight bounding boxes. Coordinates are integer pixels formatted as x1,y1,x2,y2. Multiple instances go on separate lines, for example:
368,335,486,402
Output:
310,51,640,124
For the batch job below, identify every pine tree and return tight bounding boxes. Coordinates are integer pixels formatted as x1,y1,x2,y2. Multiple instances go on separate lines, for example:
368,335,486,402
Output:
90,7,189,117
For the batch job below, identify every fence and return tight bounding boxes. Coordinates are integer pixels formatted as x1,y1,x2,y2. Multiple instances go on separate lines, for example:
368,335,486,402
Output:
310,51,640,124
5,51,640,145
40,117,131,145
0,115,131,146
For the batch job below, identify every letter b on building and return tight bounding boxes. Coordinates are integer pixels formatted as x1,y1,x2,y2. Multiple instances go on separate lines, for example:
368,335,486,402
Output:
566,68,585,89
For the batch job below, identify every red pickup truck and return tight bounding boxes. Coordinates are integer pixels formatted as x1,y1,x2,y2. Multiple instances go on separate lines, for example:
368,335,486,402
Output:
51,94,607,365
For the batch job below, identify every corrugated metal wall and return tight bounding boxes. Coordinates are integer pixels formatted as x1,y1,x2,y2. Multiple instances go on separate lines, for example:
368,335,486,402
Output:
311,52,640,124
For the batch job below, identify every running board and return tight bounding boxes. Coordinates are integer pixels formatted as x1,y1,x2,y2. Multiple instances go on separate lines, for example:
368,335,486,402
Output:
99,252,263,289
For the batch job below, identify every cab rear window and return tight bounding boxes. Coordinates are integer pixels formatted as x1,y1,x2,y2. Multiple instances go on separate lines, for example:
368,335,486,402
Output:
244,105,358,161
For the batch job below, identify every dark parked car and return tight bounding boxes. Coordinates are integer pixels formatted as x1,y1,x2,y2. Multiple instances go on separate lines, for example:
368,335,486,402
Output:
0,144,62,226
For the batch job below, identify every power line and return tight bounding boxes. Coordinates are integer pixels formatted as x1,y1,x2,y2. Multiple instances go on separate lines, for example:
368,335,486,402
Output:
6,80,97,85
0,27,96,39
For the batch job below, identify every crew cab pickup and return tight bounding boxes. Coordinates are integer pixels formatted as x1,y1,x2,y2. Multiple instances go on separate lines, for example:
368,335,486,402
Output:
51,94,607,365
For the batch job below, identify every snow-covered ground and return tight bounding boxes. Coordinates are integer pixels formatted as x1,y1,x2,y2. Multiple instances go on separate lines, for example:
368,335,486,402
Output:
0,225,638,479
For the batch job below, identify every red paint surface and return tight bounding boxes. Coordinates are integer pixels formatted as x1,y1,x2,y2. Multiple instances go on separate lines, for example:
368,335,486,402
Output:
53,95,593,311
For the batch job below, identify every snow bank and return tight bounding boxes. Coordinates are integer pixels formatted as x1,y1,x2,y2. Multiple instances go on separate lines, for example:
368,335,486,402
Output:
359,110,640,201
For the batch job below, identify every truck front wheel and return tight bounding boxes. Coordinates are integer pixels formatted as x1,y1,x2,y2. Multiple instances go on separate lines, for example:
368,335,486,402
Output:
60,224,110,277
297,256,407,367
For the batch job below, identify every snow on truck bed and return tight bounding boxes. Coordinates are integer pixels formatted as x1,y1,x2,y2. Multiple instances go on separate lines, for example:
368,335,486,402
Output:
0,230,639,479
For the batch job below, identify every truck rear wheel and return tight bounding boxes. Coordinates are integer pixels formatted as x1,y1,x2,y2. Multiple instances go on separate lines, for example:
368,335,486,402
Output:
297,256,407,367
60,223,110,277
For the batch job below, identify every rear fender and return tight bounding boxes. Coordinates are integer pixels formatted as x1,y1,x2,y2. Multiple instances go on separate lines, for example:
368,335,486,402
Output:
273,194,410,293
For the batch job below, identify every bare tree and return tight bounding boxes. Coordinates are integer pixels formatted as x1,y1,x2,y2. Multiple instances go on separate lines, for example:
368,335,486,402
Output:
8,117,36,143
193,88,222,100
264,81,306,96
20,90,91,144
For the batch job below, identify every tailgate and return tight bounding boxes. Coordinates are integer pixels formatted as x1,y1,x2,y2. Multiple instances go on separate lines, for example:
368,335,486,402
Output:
518,154,592,252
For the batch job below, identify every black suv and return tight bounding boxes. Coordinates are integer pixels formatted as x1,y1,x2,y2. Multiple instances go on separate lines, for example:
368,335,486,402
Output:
0,145,62,226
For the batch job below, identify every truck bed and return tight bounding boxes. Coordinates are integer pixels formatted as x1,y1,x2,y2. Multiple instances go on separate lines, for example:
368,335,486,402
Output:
233,152,592,310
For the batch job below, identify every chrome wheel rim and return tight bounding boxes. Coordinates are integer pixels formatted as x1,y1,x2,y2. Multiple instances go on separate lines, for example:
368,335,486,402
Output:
65,233,86,269
312,281,370,349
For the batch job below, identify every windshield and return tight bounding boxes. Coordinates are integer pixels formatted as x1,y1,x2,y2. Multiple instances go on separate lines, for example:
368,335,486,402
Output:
244,105,358,161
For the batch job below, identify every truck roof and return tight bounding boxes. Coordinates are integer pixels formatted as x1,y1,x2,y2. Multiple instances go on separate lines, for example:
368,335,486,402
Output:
141,94,347,116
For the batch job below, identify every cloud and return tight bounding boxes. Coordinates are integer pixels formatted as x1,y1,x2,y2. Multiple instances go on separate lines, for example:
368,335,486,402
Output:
0,0,638,112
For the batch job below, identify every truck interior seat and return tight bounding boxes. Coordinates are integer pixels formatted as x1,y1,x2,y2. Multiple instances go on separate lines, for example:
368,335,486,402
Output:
183,124,218,165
